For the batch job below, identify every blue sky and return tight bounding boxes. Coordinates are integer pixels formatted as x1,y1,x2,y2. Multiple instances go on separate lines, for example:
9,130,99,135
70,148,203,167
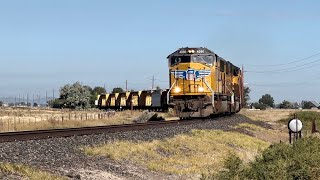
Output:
1,0,320,103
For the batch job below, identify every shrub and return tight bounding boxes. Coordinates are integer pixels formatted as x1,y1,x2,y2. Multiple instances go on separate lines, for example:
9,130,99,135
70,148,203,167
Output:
211,137,320,180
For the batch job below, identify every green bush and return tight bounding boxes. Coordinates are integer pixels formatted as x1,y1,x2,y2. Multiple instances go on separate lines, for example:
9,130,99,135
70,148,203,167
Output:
209,137,320,180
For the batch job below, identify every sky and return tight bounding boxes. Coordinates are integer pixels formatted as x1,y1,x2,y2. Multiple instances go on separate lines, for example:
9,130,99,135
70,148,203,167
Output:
1,0,320,103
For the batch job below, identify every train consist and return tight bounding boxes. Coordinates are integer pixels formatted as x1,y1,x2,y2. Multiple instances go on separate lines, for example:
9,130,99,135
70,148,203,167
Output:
97,90,168,111
97,47,244,118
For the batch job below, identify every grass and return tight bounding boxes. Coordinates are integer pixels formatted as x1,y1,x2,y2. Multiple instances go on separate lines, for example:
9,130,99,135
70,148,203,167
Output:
279,111,320,134
84,129,270,176
235,123,268,132
240,108,320,122
210,137,320,180
0,162,65,180
0,109,144,132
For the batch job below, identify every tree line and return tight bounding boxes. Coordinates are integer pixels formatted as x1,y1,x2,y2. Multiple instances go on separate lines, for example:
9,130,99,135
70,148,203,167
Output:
243,86,319,110
49,82,129,109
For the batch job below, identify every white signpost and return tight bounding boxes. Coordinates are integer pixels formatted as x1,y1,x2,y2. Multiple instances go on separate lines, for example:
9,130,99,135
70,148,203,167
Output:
288,114,303,144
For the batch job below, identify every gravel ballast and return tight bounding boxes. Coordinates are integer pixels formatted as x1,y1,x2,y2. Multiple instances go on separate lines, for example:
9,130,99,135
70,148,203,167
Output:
0,114,272,179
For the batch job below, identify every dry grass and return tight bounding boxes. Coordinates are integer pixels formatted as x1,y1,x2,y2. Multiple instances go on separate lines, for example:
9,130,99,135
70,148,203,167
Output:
0,108,145,132
240,109,297,122
84,129,269,176
240,108,320,122
0,162,65,180
234,123,287,143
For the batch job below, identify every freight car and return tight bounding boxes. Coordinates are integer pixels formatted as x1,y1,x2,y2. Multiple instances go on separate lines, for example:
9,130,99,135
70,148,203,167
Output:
96,47,244,118
97,90,168,111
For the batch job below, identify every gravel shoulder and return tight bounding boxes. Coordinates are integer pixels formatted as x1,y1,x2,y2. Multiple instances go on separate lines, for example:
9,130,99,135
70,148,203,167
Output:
0,114,282,179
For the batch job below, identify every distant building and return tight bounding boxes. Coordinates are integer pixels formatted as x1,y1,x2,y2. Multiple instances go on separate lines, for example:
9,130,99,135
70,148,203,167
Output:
310,101,320,108
302,100,320,109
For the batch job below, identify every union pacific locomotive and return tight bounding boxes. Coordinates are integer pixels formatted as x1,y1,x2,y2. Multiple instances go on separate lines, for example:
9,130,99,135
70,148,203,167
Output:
97,47,244,118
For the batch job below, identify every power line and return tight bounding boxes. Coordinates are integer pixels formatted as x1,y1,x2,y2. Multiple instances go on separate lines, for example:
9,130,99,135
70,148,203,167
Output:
246,51,320,67
246,59,320,73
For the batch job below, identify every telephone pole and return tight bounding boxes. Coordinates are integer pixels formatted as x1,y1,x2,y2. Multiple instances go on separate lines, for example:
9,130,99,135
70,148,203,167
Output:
152,75,155,90
46,91,48,106
126,80,128,92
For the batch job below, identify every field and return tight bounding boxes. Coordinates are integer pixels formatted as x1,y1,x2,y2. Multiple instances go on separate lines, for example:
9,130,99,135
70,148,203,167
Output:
0,107,149,132
1,108,319,178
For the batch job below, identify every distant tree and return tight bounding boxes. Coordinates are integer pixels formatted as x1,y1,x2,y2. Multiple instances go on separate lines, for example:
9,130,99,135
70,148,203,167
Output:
0,101,3,107
89,86,107,107
84,85,93,93
244,86,250,106
301,101,315,109
33,103,38,107
258,94,274,107
112,87,124,93
60,82,91,109
130,89,135,92
279,100,294,109
155,86,161,91
92,86,106,94
293,102,300,109
49,99,66,108
252,102,267,110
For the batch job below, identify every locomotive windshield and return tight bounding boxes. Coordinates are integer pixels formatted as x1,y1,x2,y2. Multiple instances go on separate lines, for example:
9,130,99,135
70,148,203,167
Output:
191,55,214,66
170,56,191,66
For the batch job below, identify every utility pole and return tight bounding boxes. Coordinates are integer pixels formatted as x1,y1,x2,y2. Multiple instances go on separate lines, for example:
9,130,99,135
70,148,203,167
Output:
32,94,34,107
15,96,16,107
53,88,55,100
27,94,29,107
152,75,155,90
46,91,48,107
126,80,128,92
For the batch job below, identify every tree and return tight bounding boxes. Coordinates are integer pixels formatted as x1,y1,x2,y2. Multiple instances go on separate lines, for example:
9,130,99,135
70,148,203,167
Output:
301,101,315,109
0,101,3,107
59,82,91,109
279,100,294,109
244,86,250,106
112,87,124,93
155,86,161,91
252,102,267,110
258,94,274,107
89,86,107,107
92,86,106,94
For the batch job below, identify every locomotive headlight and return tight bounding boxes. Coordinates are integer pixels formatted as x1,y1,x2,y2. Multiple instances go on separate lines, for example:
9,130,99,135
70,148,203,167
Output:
173,86,181,93
198,86,204,92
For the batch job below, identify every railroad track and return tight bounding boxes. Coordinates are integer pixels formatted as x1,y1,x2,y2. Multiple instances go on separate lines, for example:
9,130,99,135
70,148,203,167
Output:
0,119,206,143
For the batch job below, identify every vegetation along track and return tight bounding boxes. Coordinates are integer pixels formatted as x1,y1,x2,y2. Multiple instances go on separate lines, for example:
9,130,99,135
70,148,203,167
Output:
0,118,215,143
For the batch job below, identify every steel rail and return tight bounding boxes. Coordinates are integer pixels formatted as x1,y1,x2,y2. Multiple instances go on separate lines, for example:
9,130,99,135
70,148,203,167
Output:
0,119,203,143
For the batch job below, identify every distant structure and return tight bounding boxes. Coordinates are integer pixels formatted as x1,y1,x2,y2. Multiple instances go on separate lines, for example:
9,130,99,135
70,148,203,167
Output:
310,101,320,109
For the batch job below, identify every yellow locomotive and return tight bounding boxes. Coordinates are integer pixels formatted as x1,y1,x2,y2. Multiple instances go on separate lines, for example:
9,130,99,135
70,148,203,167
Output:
167,47,244,119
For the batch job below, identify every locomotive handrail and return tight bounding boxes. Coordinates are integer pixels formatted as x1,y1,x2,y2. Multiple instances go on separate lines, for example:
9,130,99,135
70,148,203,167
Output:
167,79,177,104
203,79,215,108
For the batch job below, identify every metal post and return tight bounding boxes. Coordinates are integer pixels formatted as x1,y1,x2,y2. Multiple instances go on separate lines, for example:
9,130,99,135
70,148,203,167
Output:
131,100,133,115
